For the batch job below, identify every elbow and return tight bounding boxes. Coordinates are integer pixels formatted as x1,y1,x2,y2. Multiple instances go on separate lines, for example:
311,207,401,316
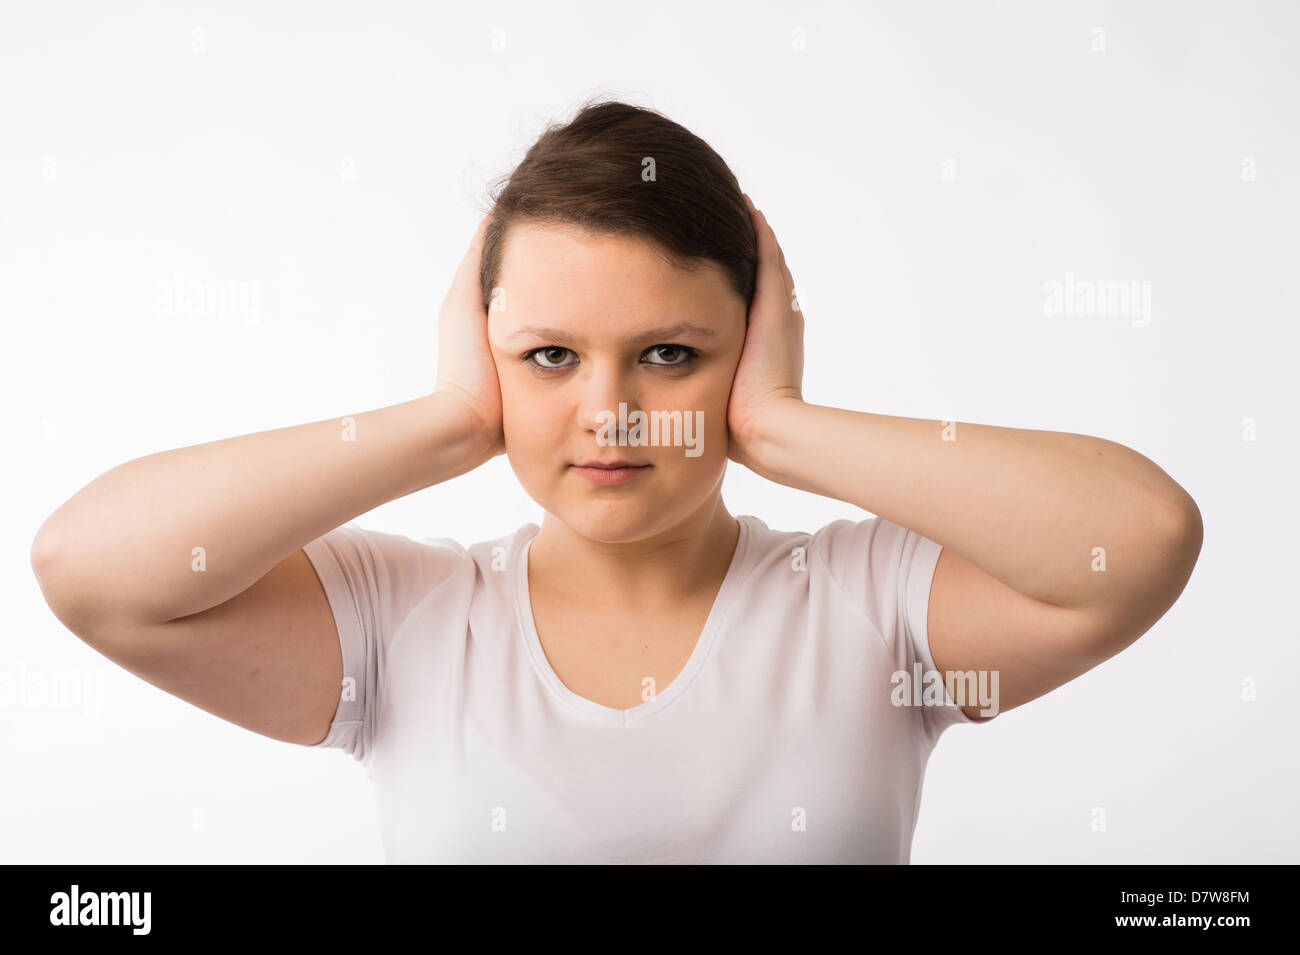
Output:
1151,492,1203,607
1096,498,1203,653
30,527,94,637
30,524,65,596
30,505,72,582
1169,492,1204,565
31,530,71,625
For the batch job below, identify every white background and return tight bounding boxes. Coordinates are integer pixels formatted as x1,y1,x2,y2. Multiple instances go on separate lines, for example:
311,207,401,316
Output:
2,0,1296,863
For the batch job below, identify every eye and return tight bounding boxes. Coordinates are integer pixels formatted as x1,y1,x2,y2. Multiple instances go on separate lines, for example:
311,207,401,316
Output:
642,344,698,367
523,346,576,371
522,344,698,373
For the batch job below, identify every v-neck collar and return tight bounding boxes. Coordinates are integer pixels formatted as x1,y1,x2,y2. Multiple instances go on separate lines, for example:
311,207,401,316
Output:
513,516,752,727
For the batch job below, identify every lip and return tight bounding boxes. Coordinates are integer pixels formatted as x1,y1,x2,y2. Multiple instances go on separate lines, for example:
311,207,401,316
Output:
572,460,646,469
569,461,652,485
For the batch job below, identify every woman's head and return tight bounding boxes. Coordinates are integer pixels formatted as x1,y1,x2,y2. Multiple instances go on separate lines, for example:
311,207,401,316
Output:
480,98,757,544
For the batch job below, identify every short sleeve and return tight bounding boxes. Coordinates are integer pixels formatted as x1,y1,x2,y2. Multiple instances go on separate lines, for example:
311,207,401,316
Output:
300,522,468,766
810,516,978,742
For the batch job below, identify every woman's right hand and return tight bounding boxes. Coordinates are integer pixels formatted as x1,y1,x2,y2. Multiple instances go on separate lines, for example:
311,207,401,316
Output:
433,213,506,460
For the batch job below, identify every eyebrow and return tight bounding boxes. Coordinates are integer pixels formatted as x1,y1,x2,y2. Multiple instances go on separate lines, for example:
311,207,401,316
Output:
503,322,721,346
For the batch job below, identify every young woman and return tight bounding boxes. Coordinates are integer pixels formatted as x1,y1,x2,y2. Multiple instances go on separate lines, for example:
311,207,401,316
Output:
31,100,1203,863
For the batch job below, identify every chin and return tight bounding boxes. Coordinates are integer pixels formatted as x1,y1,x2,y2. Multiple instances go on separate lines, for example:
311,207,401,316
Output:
527,464,722,543
559,505,663,543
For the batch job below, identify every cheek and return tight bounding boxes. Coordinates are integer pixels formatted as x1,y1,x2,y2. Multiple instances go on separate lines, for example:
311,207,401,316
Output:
500,376,565,462
646,372,730,466
686,367,732,419
498,374,532,438
694,390,729,457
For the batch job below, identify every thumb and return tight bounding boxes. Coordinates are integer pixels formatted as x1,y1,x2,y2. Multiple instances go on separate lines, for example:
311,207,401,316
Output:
446,213,493,312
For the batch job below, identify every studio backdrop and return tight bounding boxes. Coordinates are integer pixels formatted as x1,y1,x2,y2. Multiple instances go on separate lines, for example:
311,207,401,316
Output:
2,0,1295,863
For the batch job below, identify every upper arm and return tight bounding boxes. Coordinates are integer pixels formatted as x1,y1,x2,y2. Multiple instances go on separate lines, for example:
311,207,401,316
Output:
926,545,1159,722
62,547,345,746
811,504,1200,732
45,522,471,758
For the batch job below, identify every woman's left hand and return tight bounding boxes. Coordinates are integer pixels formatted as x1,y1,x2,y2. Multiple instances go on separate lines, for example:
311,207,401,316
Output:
727,194,805,468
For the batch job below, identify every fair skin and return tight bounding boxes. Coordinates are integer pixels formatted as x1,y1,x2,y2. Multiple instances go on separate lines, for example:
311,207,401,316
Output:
441,199,1204,717
482,220,749,707
30,194,1202,745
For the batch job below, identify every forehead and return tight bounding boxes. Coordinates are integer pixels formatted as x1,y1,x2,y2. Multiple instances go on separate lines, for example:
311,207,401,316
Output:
496,221,736,328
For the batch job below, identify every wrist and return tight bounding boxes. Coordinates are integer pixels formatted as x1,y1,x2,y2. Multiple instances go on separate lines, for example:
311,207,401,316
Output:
734,395,807,483
423,390,502,476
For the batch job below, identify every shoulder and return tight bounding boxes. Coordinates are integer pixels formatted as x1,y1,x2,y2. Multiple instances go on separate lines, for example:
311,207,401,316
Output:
735,514,912,599
735,514,818,571
742,514,940,633
807,516,936,586
463,522,538,574
740,513,919,576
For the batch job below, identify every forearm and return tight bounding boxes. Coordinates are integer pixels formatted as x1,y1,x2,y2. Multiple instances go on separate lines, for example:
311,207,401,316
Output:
32,392,491,626
744,399,1201,614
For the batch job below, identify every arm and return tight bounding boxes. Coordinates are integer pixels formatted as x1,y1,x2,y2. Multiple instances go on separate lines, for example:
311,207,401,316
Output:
729,196,1203,720
32,212,500,631
744,402,1202,718
743,402,1201,620
28,392,495,745
30,214,503,745
31,392,494,631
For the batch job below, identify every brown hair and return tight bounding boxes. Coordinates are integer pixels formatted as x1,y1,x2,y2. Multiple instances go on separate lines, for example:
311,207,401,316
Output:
479,97,756,313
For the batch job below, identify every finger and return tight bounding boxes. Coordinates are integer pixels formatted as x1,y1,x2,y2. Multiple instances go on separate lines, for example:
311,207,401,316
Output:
778,246,795,305
750,205,786,304
755,205,793,293
466,213,491,267
759,209,797,311
447,215,492,310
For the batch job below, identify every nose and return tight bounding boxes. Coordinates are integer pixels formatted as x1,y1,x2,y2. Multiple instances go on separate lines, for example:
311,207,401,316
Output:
577,358,640,439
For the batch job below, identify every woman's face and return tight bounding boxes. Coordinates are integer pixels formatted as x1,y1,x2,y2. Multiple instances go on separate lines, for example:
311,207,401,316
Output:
488,221,747,544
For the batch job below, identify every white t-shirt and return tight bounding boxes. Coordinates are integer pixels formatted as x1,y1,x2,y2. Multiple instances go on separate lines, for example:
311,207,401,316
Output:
301,514,983,863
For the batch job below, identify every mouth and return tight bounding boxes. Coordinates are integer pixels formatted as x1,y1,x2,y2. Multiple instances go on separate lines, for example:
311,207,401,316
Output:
569,461,652,485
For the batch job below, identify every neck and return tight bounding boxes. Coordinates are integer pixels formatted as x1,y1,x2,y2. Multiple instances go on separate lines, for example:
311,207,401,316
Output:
529,495,741,613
